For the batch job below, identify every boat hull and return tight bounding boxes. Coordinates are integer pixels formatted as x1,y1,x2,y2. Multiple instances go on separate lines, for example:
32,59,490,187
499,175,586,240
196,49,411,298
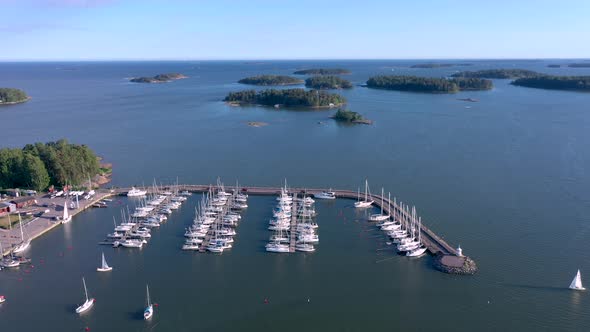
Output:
97,267,113,272
75,299,95,314
144,306,153,319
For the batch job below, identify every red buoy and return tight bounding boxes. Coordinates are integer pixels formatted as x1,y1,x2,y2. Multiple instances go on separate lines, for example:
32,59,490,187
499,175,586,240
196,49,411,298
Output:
154,303,159,307
85,327,90,331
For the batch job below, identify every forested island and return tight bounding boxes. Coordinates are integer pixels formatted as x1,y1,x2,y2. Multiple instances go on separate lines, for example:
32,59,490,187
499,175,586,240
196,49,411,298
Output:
547,64,561,68
130,73,187,83
224,89,346,108
410,63,471,68
238,75,303,86
567,63,590,68
305,76,353,89
332,109,371,124
293,68,350,75
511,75,590,91
0,88,29,105
0,140,109,191
451,69,539,79
366,75,492,93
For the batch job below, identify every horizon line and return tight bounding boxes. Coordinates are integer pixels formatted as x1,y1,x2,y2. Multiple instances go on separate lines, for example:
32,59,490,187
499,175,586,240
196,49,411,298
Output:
1,57,589,63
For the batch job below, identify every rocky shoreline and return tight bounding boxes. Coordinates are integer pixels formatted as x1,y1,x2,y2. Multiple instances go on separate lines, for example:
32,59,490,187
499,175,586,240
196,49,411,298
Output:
433,253,478,275
0,96,31,106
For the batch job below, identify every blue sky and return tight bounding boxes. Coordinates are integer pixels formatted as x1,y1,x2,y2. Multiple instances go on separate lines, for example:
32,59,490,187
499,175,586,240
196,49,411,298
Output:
1,0,589,60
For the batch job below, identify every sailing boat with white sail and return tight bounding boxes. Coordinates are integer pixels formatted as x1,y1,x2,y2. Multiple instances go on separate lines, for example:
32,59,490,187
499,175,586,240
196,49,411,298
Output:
75,277,95,314
62,200,72,224
12,214,30,254
369,189,390,221
143,284,154,320
0,241,20,268
354,180,374,208
96,252,113,272
569,269,585,291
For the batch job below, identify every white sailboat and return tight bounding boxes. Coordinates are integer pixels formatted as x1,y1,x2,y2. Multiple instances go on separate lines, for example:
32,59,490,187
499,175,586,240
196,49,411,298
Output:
354,180,374,208
569,269,585,291
96,252,113,272
0,241,20,268
62,201,72,224
12,214,30,254
0,295,5,303
143,284,154,320
75,277,95,314
369,189,390,221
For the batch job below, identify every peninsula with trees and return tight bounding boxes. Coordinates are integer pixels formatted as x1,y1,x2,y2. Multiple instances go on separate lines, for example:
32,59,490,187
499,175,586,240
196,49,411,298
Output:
0,88,30,105
130,73,187,83
293,68,351,75
0,139,110,191
332,109,372,124
224,89,346,108
511,75,590,91
366,75,492,93
238,75,303,86
451,69,539,79
305,76,353,89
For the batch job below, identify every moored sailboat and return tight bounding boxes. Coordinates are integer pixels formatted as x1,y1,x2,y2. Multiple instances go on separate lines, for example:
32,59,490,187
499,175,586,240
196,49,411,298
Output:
12,214,30,254
62,201,72,224
354,180,374,208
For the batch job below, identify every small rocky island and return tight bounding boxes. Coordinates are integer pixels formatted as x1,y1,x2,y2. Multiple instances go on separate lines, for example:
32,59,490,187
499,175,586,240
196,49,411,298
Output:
332,109,372,124
511,75,590,91
224,89,346,108
451,69,539,79
547,64,561,68
293,68,351,75
238,75,303,86
305,75,353,89
130,73,187,83
0,88,30,105
366,75,492,93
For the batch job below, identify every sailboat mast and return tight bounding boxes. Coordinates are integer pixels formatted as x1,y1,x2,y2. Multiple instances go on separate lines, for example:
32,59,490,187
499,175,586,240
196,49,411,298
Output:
364,180,368,202
388,192,391,218
380,188,384,215
146,284,151,306
18,213,24,241
83,278,89,301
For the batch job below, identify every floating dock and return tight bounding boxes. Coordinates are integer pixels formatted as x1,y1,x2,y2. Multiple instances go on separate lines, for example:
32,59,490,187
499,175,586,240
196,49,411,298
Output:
116,185,458,256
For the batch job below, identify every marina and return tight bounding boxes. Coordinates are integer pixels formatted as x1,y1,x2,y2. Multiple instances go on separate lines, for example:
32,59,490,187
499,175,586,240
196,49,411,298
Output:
112,183,465,260
2,180,471,273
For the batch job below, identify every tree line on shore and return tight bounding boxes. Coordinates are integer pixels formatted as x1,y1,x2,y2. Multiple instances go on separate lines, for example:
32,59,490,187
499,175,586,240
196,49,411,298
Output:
511,75,590,91
0,88,28,104
305,76,353,89
238,75,303,86
366,75,492,93
0,140,101,191
224,89,346,108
